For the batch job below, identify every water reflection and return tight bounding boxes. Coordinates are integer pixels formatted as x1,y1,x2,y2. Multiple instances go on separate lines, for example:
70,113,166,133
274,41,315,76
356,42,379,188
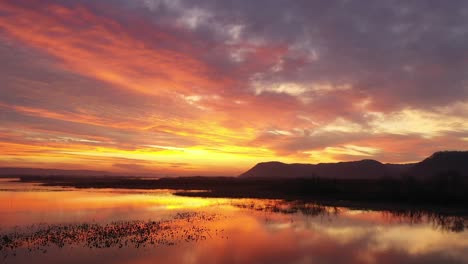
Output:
1,212,225,259
232,200,468,233
0,179,467,264
231,199,338,216
384,210,467,233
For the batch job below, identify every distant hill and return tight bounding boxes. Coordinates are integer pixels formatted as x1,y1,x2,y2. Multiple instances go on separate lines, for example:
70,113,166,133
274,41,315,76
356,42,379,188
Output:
0,167,112,177
1,151,467,180
239,160,412,179
240,151,468,179
407,151,468,178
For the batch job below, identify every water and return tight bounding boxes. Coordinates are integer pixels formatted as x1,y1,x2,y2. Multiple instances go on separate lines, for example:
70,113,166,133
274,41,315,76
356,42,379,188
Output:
0,178,467,264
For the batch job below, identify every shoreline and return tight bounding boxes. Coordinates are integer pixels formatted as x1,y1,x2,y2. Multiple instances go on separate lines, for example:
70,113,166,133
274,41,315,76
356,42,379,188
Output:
3,175,466,215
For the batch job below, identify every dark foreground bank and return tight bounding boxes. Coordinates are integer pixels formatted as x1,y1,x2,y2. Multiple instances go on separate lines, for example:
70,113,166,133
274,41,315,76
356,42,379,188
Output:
10,173,468,208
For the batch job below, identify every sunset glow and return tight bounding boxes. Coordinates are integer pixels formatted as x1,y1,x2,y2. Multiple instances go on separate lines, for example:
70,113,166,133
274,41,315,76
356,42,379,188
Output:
1,0,468,175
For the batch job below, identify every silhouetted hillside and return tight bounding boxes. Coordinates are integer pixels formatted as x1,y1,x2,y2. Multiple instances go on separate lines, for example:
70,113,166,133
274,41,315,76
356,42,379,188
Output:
13,152,468,205
240,151,468,179
240,160,413,179
407,151,468,178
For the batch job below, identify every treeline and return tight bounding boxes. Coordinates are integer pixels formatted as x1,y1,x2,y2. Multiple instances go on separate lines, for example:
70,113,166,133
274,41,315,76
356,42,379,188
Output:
18,172,468,205
174,172,468,205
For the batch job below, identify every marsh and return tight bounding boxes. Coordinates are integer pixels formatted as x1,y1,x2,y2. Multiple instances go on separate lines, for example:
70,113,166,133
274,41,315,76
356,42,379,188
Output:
1,178,467,264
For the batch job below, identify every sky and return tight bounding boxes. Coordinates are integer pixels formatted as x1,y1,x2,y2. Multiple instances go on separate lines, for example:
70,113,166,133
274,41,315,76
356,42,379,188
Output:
1,0,468,176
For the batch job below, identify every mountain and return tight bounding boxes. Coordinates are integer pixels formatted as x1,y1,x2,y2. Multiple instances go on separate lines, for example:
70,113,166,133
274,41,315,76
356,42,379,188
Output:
406,151,468,178
0,167,112,177
240,151,468,179
239,160,410,179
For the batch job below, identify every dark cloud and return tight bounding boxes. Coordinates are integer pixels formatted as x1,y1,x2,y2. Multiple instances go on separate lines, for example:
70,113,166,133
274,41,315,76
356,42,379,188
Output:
135,0,468,109
1,0,468,172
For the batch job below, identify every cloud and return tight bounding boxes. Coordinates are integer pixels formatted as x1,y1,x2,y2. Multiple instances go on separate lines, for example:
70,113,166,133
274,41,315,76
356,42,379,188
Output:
0,0,468,173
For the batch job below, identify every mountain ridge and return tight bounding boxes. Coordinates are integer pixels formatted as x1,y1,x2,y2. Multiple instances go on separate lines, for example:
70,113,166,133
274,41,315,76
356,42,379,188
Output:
240,151,468,179
1,151,467,179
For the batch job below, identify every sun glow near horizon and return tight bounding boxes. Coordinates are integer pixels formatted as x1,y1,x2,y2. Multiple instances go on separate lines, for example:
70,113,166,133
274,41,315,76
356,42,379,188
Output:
1,0,468,175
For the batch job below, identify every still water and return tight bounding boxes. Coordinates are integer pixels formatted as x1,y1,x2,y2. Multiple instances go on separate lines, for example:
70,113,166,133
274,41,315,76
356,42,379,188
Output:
0,178,467,264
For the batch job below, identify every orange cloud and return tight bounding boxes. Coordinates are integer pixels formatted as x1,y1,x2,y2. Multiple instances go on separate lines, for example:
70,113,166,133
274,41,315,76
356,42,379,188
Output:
0,1,232,96
1,0,467,174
